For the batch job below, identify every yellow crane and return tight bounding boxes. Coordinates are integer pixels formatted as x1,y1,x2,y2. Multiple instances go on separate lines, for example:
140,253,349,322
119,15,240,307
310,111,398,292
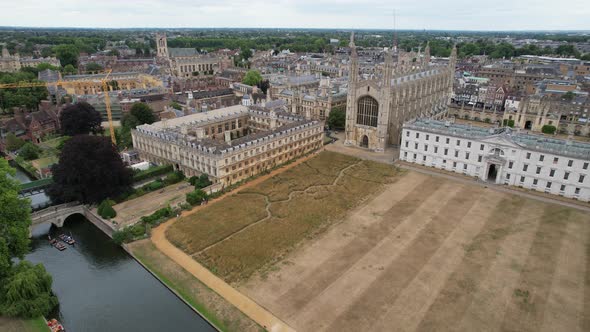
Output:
0,69,118,145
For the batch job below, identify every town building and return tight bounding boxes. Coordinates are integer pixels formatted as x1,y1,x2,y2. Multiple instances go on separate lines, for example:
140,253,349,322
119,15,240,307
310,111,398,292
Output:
131,102,323,186
155,34,231,78
400,118,590,202
0,46,60,73
0,101,60,144
345,33,456,151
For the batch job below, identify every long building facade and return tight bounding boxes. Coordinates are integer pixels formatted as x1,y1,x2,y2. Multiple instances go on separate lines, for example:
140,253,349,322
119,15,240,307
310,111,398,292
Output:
131,103,323,186
400,118,590,202
345,33,456,152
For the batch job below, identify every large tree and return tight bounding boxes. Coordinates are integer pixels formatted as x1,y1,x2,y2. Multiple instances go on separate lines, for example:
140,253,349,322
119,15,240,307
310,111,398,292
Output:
47,135,133,204
0,159,31,280
53,44,79,67
0,261,58,319
242,70,262,86
327,107,346,129
125,103,156,128
59,102,103,136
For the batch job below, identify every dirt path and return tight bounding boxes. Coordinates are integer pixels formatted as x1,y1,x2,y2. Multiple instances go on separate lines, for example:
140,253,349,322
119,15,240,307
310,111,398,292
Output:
150,151,325,332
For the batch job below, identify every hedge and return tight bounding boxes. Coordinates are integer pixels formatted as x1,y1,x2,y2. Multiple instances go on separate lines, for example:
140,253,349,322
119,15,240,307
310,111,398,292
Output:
132,164,173,182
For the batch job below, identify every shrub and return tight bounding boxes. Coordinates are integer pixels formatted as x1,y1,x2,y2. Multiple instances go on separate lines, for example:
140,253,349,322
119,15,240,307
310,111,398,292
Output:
132,164,173,182
186,189,208,206
140,206,173,226
97,199,117,219
503,119,515,128
541,125,557,135
188,174,212,189
164,171,185,185
19,142,41,161
147,180,164,191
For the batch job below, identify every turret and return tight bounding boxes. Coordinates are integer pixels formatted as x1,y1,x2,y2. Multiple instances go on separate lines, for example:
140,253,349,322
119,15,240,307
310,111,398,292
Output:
1,46,9,58
348,32,359,85
424,41,431,66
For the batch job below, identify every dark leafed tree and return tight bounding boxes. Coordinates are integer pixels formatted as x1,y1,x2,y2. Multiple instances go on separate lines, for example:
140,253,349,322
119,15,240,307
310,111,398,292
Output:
127,103,156,127
59,101,103,136
47,135,133,204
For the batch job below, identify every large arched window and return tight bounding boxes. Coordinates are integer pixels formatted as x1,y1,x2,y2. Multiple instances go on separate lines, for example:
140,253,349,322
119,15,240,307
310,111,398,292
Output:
356,96,379,127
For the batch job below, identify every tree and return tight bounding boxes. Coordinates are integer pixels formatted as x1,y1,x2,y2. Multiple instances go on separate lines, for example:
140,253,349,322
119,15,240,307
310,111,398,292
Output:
62,64,77,76
257,80,270,94
541,125,557,135
128,103,156,126
19,142,41,161
188,174,212,189
85,62,103,72
503,119,515,128
59,102,103,136
242,70,262,86
0,159,31,280
327,107,346,129
53,44,79,67
97,199,117,219
5,133,25,151
0,261,58,319
47,135,133,204
37,63,60,71
186,189,208,206
562,91,575,101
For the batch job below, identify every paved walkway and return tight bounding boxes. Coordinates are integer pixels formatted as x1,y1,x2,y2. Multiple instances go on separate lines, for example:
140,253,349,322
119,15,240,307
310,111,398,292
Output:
150,151,324,332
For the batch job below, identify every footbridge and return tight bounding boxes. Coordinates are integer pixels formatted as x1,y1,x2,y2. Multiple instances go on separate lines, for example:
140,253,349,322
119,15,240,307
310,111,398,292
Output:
30,202,114,237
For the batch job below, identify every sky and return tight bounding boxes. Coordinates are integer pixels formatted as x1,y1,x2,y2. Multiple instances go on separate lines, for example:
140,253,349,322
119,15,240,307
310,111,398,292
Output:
0,0,589,31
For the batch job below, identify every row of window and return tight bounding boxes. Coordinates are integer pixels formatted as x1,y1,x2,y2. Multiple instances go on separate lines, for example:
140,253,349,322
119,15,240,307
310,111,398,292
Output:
524,151,589,169
505,174,583,195
406,131,485,150
404,142,484,162
510,161,586,184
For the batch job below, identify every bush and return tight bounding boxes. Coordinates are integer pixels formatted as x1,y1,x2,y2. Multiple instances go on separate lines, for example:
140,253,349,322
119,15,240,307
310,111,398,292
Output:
186,189,208,206
147,180,164,191
5,133,25,151
140,206,174,226
164,171,185,185
503,119,515,128
19,142,41,161
132,164,173,182
97,199,117,219
188,174,212,189
541,125,557,135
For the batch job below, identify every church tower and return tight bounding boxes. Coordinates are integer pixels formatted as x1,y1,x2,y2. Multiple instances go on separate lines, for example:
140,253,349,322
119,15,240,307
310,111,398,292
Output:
156,33,169,58
344,32,359,146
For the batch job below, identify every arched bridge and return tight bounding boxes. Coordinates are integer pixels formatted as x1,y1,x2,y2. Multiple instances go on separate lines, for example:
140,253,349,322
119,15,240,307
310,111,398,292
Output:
30,202,114,237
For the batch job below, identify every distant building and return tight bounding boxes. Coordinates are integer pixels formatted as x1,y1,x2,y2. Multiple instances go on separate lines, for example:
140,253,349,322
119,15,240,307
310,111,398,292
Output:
155,33,231,78
0,46,60,73
400,118,590,202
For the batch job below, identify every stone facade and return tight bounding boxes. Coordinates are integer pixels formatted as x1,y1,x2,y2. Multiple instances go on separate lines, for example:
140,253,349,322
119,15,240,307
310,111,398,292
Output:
132,103,323,186
1,46,60,73
400,118,590,202
345,33,456,151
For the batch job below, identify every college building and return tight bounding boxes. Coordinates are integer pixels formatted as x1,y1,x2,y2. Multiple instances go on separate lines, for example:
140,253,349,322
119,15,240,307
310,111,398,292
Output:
131,101,324,186
400,118,590,202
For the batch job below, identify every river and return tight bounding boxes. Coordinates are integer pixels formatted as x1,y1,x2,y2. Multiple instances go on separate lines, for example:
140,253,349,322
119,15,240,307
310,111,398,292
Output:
27,215,215,332
11,165,51,209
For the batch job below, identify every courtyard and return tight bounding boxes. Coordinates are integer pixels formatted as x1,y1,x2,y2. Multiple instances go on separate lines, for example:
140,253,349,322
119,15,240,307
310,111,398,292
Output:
164,151,589,331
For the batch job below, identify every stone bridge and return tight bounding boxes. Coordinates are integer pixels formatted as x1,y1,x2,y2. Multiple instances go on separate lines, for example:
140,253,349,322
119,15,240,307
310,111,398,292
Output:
30,202,114,237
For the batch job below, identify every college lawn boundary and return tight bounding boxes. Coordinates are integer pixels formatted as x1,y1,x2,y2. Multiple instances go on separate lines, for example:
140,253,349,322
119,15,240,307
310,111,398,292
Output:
150,151,324,332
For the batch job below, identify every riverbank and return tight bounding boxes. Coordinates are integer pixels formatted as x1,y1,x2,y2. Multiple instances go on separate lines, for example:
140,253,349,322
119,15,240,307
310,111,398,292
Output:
0,316,48,332
126,240,262,332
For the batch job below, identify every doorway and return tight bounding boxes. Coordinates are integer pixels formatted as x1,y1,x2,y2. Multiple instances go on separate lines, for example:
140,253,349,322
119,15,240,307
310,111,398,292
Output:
487,164,498,182
524,121,532,130
360,135,369,148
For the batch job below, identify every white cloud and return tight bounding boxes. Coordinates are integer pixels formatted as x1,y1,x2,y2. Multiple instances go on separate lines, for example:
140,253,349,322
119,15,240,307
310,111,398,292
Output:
0,0,588,30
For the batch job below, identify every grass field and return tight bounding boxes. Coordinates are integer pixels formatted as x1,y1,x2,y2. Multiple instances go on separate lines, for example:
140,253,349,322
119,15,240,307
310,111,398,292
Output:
0,316,47,332
127,240,262,332
166,151,402,283
240,171,590,332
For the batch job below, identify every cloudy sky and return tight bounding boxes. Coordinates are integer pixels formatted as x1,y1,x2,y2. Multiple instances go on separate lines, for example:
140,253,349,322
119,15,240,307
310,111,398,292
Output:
1,0,588,30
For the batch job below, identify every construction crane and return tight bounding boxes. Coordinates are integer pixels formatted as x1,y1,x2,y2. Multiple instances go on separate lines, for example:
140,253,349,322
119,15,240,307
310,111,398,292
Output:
0,69,118,145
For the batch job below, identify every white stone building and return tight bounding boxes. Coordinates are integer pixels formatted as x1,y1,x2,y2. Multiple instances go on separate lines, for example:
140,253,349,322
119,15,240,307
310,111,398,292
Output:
400,118,590,202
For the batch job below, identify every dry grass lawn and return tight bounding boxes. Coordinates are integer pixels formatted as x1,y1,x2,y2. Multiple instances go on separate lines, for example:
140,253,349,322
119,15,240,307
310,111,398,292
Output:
166,151,402,283
127,240,262,332
240,171,590,332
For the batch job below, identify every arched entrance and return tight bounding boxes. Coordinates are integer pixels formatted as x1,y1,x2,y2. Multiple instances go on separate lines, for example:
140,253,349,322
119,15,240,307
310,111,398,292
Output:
487,164,498,182
360,135,369,148
524,121,532,130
